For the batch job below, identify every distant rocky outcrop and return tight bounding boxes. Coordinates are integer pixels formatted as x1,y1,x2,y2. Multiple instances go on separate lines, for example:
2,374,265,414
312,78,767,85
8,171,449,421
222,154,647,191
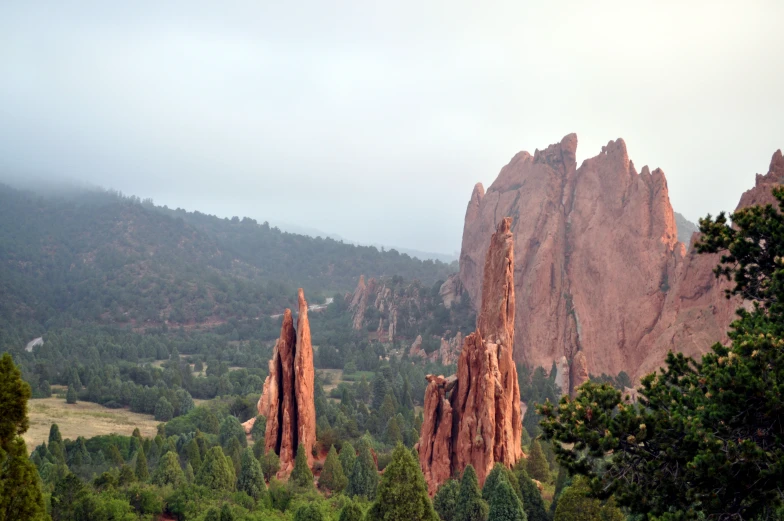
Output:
244,289,316,473
408,332,463,366
674,212,698,246
457,134,783,387
419,218,523,495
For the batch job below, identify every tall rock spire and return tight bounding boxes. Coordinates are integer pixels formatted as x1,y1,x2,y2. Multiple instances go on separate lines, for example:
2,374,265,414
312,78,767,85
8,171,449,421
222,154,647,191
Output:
246,289,316,473
419,218,524,495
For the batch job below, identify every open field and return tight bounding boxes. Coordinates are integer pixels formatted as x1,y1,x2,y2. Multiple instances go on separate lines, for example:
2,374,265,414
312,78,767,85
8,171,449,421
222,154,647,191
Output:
23,397,159,451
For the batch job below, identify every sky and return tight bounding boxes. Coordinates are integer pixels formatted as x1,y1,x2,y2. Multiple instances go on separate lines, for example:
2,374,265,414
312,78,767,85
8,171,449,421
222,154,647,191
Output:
1,2,783,256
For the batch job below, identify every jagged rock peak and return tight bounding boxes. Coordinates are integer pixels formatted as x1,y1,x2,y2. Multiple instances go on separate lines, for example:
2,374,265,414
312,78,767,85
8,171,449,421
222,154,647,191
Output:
419,218,523,495
245,288,316,474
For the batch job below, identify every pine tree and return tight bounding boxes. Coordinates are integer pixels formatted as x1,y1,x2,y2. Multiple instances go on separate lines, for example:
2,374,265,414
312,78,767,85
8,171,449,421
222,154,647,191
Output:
338,500,364,521
250,415,266,442
525,440,549,483
483,464,520,505
118,464,136,486
367,443,438,521
319,445,348,493
154,397,174,421
237,448,266,501
512,464,548,521
226,437,242,476
152,451,185,487
0,353,47,521
339,441,356,477
196,446,236,491
219,416,247,448
184,438,202,472
65,384,77,404
135,446,149,481
347,441,378,499
455,465,489,521
434,479,460,521
385,416,403,445
259,449,280,481
48,424,62,445
289,443,314,490
184,462,195,483
220,504,235,521
488,478,526,521
108,444,124,465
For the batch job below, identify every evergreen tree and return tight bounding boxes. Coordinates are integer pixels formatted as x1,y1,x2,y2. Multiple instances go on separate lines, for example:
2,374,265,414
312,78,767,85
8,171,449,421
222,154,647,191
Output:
152,451,185,487
184,462,194,483
219,416,247,448
259,449,280,481
338,500,364,521
225,437,243,476
220,504,235,521
153,397,174,421
250,415,266,442
135,446,149,481
294,504,324,521
512,464,549,521
483,464,520,505
347,441,378,499
65,384,77,404
48,424,62,445
51,473,87,521
184,438,202,471
385,417,403,445
204,508,220,521
319,445,348,493
488,478,526,521
118,464,136,486
367,443,438,521
197,446,236,491
108,444,124,465
456,465,489,521
525,440,549,483
434,479,460,521
339,441,356,477
289,443,314,490
237,448,266,501
0,353,47,521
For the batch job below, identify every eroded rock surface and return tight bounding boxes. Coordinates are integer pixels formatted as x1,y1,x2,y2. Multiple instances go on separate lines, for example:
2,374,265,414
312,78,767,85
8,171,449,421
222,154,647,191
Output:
419,218,524,495
246,289,316,473
457,135,783,386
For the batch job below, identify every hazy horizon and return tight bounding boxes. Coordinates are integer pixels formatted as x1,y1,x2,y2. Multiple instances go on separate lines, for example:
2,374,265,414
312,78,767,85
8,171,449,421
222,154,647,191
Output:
2,2,783,254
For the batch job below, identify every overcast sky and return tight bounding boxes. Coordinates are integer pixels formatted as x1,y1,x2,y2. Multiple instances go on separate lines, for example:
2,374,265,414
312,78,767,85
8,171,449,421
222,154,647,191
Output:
1,2,783,255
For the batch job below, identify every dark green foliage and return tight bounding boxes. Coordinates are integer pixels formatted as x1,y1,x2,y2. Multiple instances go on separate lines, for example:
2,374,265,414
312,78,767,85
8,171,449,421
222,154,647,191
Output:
553,476,622,521
339,500,364,521
153,396,174,421
487,478,526,521
482,464,520,505
541,188,784,519
225,437,243,476
220,504,235,521
219,416,248,449
319,445,348,493
184,438,202,471
456,465,489,521
294,503,325,521
347,440,378,499
196,446,236,491
237,448,266,501
51,473,87,521
118,464,136,486
433,478,460,521
289,443,314,490
339,441,356,477
250,415,266,442
367,443,438,521
151,451,185,487
48,423,62,445
0,353,47,521
525,440,549,483
135,446,149,481
512,464,549,521
66,384,77,404
259,449,280,481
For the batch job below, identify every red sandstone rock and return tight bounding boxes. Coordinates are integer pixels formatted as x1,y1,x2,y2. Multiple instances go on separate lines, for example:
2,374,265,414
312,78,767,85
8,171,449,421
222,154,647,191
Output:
419,218,524,495
457,136,784,386
246,289,316,473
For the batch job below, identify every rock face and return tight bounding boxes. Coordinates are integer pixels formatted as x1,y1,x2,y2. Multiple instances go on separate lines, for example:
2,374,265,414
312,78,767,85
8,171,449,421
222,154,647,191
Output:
250,289,316,473
419,218,524,495
674,212,698,247
409,332,464,366
458,134,783,386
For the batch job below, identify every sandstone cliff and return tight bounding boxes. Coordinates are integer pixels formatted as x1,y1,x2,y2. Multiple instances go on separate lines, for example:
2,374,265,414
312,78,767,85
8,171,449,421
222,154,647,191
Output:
458,134,783,387
246,289,316,473
419,218,523,494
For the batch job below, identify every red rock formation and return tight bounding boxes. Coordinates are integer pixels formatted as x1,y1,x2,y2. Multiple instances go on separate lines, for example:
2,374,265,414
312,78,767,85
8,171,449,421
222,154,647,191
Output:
439,273,464,309
410,333,463,366
419,218,524,494
458,135,784,386
246,289,316,473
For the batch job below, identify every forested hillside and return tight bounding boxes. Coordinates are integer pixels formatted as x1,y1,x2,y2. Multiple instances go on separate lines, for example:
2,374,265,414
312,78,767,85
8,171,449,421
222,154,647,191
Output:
0,184,455,351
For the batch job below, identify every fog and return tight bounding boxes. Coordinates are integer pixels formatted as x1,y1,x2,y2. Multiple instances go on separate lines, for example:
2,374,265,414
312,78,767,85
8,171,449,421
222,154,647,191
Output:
1,1,783,255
